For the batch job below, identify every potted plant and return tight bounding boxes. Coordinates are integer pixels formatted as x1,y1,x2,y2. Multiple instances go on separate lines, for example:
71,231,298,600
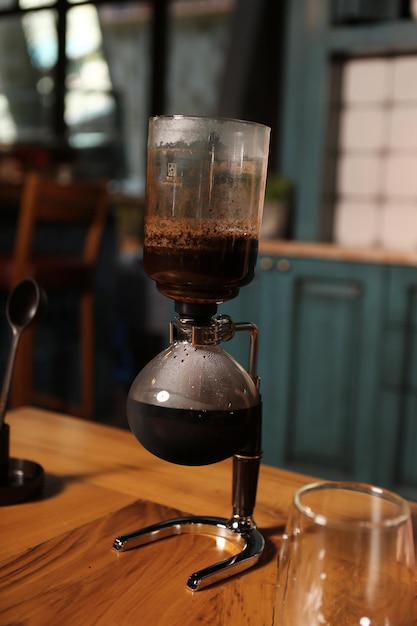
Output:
261,173,294,239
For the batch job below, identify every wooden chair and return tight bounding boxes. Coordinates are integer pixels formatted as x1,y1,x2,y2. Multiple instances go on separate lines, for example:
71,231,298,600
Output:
0,172,109,419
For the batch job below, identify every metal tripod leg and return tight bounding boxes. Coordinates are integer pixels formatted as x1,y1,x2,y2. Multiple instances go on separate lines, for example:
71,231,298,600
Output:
113,514,265,591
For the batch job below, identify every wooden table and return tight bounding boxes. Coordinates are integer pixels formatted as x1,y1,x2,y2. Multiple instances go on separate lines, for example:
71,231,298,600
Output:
1,408,416,625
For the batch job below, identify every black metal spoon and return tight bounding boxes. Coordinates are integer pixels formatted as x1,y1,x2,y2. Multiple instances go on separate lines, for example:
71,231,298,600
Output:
0,279,47,428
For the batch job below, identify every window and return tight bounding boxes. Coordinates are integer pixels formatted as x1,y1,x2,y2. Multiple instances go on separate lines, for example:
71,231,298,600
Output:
333,55,417,250
0,0,234,187
0,0,122,179
280,0,417,246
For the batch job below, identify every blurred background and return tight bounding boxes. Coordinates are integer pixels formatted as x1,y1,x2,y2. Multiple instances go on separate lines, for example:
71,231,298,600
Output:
0,0,282,419
0,0,282,191
2,0,417,497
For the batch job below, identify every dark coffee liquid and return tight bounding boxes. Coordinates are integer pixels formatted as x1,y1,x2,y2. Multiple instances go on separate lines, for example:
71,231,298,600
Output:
144,232,258,303
127,398,254,465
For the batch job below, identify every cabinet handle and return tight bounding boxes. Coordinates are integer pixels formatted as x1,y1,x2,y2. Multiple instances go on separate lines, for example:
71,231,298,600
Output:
259,257,273,271
277,258,290,272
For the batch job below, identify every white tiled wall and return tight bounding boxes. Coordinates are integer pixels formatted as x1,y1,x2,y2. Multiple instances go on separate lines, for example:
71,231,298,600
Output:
333,56,417,250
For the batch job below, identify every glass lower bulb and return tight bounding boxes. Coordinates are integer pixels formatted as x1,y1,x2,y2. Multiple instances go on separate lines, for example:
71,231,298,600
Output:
127,340,260,465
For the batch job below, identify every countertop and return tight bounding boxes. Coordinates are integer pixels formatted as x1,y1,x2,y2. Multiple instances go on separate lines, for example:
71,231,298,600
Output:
259,239,417,267
1,408,416,625
0,407,305,625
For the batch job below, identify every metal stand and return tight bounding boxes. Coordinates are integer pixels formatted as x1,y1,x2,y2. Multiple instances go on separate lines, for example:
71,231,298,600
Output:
113,452,263,590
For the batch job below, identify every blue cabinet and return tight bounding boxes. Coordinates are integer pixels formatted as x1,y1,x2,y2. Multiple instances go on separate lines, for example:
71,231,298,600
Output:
222,255,403,487
379,266,417,498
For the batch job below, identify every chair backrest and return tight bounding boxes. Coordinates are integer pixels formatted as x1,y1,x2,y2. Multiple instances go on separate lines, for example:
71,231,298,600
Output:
12,172,109,283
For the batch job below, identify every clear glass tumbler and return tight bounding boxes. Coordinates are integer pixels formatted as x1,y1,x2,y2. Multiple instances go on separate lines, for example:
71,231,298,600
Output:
276,481,415,626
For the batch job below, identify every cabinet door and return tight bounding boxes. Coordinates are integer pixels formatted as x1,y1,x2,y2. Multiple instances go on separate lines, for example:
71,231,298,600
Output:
265,257,385,481
224,256,385,482
383,266,417,498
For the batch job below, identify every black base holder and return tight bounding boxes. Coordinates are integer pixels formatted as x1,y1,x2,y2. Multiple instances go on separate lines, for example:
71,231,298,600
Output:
0,424,44,506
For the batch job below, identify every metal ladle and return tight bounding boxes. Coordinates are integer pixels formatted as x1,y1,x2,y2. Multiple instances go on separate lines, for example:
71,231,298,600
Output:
0,278,47,504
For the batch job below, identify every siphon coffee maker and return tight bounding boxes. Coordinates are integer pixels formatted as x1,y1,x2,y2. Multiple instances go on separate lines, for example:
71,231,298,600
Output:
113,115,270,590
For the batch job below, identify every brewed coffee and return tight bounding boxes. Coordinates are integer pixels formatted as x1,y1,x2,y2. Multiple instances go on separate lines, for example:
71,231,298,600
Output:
144,216,258,303
127,399,254,465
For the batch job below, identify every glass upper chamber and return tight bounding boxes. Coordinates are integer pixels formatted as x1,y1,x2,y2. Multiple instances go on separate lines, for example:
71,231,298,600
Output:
143,115,270,305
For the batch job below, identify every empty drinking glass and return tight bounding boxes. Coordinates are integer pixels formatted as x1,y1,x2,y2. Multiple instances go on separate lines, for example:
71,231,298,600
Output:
276,481,415,626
